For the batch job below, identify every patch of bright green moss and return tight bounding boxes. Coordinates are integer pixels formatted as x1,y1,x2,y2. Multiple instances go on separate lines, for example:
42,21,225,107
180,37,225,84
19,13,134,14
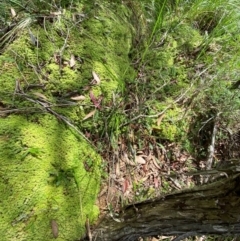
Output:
171,22,203,52
0,2,138,240
0,114,101,240
149,104,188,142
0,1,135,111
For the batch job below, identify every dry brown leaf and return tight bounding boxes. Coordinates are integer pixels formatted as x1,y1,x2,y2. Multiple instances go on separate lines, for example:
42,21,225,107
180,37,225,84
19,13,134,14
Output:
89,91,98,106
158,236,171,240
122,178,129,193
92,71,101,85
33,92,48,100
169,177,182,190
53,53,60,64
128,130,135,142
108,186,118,201
152,156,161,169
10,7,16,18
115,161,120,177
83,109,96,120
157,113,165,126
70,95,85,101
154,176,159,188
50,11,62,16
121,153,135,166
98,185,108,197
51,220,58,238
135,155,146,164
69,54,76,67
89,91,102,109
142,164,148,173
140,176,149,182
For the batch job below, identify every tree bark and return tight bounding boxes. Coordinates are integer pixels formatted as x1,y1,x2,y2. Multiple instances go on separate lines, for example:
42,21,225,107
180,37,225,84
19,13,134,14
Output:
92,171,240,241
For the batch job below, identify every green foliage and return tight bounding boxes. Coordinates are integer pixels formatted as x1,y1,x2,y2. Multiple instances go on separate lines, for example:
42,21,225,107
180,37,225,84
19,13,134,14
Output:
20,146,42,160
1,0,240,240
0,1,138,239
126,0,240,151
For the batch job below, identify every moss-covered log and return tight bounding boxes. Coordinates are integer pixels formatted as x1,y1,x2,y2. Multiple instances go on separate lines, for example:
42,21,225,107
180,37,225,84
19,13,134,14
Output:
93,172,240,241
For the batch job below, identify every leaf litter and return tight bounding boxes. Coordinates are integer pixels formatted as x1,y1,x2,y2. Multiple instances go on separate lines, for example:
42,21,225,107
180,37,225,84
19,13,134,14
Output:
96,133,197,218
92,71,101,85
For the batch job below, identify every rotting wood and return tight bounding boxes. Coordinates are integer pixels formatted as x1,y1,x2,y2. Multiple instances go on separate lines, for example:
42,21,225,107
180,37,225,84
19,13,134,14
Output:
91,172,240,241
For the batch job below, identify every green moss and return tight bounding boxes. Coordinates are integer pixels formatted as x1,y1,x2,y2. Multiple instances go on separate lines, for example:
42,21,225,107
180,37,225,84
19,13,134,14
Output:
149,104,188,142
0,2,135,114
0,1,135,102
171,22,203,52
0,114,101,240
0,2,138,240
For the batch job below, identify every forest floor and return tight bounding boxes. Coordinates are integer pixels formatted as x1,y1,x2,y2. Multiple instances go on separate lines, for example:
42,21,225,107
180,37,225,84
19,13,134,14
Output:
92,1,240,241
1,0,240,240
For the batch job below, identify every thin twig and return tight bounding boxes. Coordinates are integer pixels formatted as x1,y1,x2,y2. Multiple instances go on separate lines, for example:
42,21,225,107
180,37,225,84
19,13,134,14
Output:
0,102,80,115
0,107,42,115
206,123,217,170
86,218,92,241
172,232,198,241
203,113,221,183
16,92,94,146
